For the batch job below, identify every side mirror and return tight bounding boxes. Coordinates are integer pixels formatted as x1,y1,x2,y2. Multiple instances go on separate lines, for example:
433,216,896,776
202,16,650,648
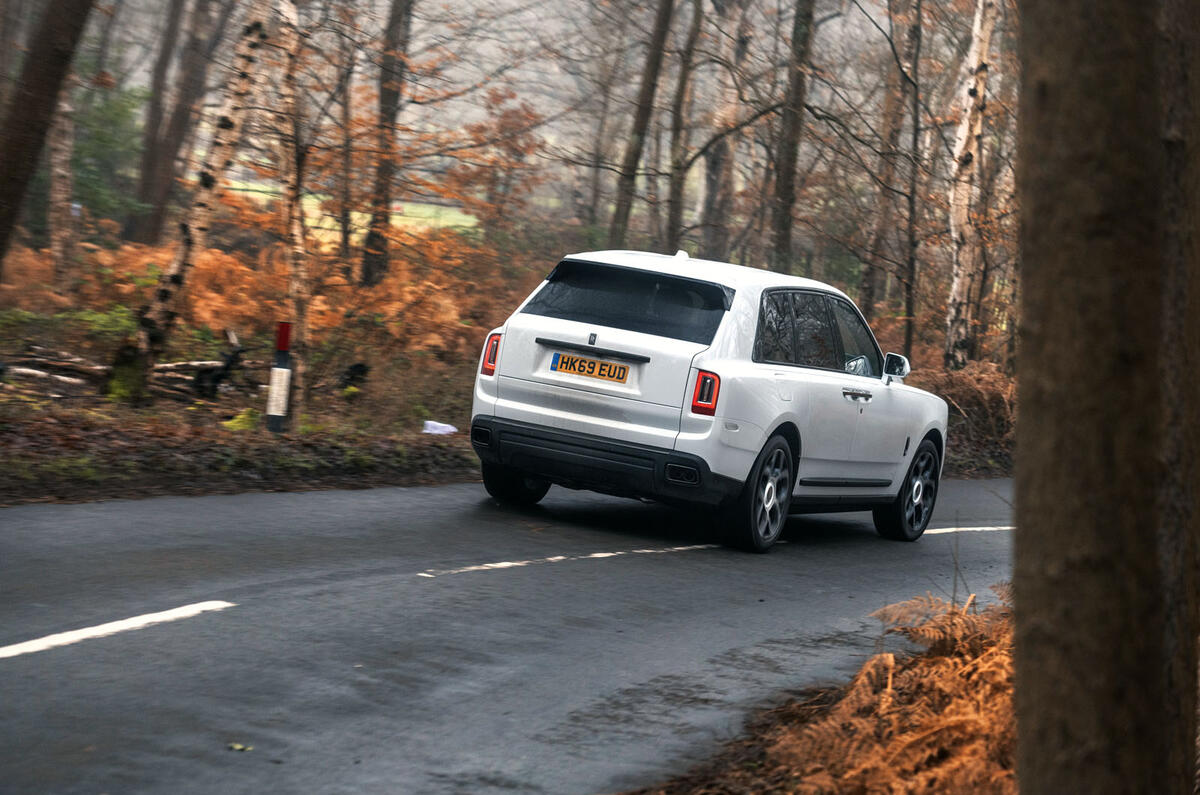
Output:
883,352,911,382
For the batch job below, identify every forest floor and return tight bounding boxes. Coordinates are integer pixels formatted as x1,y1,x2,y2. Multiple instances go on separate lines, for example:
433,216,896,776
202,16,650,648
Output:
626,594,1016,795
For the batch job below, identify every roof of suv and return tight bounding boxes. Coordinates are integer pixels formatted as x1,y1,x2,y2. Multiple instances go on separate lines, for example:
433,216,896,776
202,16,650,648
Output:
564,250,851,300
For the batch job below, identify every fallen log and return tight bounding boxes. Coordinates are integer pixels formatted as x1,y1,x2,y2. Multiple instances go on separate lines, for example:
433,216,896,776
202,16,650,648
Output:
6,367,89,386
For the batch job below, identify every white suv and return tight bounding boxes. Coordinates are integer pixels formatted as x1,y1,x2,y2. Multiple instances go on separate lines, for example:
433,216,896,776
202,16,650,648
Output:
470,250,948,551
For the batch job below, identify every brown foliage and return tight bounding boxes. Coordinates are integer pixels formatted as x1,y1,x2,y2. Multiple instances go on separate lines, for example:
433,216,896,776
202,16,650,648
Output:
632,592,1015,795
908,362,1015,476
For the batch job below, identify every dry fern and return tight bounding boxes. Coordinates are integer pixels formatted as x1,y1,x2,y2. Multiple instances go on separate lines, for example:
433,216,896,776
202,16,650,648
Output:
769,588,1015,794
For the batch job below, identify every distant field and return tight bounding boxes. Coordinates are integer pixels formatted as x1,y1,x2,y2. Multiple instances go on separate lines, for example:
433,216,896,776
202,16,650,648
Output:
225,181,477,244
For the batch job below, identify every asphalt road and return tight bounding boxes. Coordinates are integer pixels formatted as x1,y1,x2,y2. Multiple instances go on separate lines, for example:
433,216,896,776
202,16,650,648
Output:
0,478,1013,795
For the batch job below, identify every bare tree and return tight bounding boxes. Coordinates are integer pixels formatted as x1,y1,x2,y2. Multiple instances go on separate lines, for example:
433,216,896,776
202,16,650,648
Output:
126,0,185,242
665,0,703,252
607,0,674,249
129,0,275,391
360,0,415,287
128,0,236,245
858,0,914,323
943,0,997,369
698,0,750,261
0,0,93,280
767,0,815,272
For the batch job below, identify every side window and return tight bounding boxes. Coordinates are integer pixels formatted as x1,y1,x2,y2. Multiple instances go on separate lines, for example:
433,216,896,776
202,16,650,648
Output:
830,299,882,377
754,291,795,363
790,292,840,369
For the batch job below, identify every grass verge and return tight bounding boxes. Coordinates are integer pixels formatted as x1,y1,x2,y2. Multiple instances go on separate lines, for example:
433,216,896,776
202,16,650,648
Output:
0,397,479,506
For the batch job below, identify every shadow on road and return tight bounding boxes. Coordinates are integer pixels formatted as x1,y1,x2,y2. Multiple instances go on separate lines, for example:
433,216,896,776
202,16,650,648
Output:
473,493,887,552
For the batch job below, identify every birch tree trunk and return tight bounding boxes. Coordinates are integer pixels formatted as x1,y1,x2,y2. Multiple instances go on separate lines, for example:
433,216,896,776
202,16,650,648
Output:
128,0,275,394
1015,0,1170,789
767,0,816,272
0,0,93,279
606,0,674,249
942,0,997,370
48,81,75,291
360,0,415,287
665,0,702,252
276,0,308,421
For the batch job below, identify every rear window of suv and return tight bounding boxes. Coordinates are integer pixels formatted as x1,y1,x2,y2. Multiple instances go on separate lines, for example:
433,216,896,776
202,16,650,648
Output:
521,260,732,344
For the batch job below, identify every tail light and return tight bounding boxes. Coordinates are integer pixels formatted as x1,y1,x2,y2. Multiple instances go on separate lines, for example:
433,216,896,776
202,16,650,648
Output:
480,333,502,376
691,370,721,416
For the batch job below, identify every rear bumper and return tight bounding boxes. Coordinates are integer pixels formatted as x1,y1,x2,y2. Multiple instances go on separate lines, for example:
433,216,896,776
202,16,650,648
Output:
470,415,742,508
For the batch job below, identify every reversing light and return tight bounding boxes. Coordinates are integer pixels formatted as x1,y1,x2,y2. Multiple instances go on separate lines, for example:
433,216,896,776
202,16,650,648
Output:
480,333,502,376
691,370,721,416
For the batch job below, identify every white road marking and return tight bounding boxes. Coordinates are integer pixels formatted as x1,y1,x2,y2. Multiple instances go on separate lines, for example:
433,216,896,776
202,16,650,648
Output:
416,544,721,579
414,527,1012,579
925,525,1014,535
0,601,236,660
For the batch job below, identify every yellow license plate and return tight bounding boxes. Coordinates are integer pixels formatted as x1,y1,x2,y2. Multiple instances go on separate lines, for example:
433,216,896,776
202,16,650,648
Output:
550,352,629,383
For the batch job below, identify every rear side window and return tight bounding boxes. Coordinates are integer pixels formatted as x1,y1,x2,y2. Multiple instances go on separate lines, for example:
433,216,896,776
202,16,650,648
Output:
790,293,840,369
521,260,731,344
754,290,839,370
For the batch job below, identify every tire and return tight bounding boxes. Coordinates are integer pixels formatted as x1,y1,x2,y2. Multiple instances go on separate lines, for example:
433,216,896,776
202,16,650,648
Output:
481,461,551,506
873,439,939,541
726,435,793,553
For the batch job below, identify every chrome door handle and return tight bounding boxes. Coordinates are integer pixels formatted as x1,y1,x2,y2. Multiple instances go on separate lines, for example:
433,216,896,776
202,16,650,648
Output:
842,387,873,402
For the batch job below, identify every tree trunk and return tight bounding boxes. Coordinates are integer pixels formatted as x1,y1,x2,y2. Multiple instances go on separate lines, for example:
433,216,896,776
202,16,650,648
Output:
338,13,355,263
699,0,750,261
646,119,663,243
79,0,124,114
606,0,674,249
130,0,224,245
130,1,275,391
665,0,702,252
277,0,308,421
0,0,29,111
0,0,93,281
136,0,217,246
48,80,75,291
1014,0,1170,791
859,0,913,323
767,0,816,272
360,0,415,287
1155,0,1200,790
943,0,997,370
902,0,922,359
126,0,184,242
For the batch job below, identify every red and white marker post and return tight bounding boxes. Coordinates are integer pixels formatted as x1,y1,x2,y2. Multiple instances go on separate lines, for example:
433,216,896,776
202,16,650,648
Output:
266,321,292,433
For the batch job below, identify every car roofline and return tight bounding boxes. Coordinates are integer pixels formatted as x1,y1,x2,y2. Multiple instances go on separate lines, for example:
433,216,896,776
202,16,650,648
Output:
562,250,852,301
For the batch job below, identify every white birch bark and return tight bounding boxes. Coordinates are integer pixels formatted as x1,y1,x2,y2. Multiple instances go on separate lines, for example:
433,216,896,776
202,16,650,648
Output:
275,0,309,421
48,83,75,292
137,0,276,364
943,0,997,369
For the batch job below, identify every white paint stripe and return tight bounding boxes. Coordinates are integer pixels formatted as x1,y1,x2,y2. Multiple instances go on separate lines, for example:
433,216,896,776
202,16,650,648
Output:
925,525,1014,535
417,544,720,579
0,601,236,660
